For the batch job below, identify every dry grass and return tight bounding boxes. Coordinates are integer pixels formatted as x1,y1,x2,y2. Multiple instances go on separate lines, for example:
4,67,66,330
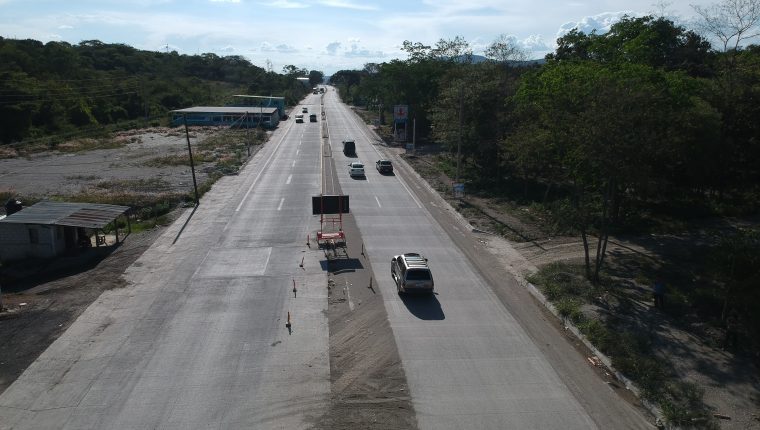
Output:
0,146,19,159
57,138,126,153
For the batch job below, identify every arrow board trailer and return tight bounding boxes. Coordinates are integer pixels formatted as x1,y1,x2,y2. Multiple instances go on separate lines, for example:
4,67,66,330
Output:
312,195,349,248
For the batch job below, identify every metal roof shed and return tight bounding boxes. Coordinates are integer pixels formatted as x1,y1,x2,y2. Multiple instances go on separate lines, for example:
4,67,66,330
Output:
0,201,131,262
170,106,280,128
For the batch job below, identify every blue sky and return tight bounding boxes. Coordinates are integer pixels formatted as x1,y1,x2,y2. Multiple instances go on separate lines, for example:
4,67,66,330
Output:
0,0,710,75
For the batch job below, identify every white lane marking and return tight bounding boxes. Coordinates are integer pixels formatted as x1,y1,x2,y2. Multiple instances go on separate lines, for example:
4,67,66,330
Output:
277,198,284,211
235,122,292,212
375,196,381,208
397,175,423,208
286,174,292,185
296,149,300,156
292,160,296,168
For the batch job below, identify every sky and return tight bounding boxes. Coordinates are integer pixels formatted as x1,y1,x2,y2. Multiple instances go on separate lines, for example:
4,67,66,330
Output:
0,0,713,75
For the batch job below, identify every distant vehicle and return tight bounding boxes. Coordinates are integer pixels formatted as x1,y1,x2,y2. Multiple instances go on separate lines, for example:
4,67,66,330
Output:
348,162,365,177
309,114,317,122
320,88,325,93
295,114,304,123
376,159,393,174
313,90,319,94
342,139,356,156
391,253,434,295
302,107,308,113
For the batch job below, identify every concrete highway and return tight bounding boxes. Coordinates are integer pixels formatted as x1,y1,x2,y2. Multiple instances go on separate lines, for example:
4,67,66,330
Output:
324,91,593,429
0,94,331,429
0,89,650,429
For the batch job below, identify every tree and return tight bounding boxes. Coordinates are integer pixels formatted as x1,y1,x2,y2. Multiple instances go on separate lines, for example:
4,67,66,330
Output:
281,65,307,77
308,70,324,87
711,228,760,323
693,0,760,54
507,61,720,282
548,16,713,76
485,34,527,63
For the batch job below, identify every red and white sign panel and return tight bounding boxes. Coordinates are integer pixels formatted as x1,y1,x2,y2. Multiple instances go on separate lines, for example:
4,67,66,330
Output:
394,105,408,121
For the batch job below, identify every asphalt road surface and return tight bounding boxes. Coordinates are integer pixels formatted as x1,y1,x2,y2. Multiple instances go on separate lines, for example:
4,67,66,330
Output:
0,89,651,429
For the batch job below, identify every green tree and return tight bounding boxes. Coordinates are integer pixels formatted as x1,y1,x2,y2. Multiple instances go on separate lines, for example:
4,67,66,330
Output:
308,70,324,87
507,61,719,281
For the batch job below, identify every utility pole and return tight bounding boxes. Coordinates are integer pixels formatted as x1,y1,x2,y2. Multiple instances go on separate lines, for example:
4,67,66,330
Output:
245,111,251,157
142,79,148,121
183,114,200,206
456,84,463,184
412,117,416,154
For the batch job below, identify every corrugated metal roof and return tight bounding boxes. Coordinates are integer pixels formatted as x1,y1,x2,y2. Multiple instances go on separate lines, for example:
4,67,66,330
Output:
170,106,278,114
232,95,285,100
0,201,130,229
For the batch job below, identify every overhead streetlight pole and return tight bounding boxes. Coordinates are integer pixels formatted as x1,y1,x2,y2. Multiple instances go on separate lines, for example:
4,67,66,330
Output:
183,114,200,206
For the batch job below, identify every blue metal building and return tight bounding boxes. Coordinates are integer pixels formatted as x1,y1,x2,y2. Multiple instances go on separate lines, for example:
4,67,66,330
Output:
231,95,287,119
170,106,280,128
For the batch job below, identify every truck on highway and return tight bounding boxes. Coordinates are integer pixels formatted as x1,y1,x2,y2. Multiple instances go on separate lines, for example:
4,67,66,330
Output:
342,139,355,156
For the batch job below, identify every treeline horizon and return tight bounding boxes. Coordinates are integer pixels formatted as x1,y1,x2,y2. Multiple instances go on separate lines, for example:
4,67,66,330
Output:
329,12,759,315
0,37,323,145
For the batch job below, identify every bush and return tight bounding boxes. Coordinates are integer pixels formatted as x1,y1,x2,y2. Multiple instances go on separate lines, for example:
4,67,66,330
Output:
555,297,585,323
660,382,717,429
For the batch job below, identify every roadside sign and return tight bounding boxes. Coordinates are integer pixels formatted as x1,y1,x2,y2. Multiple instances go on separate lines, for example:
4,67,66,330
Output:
394,105,408,121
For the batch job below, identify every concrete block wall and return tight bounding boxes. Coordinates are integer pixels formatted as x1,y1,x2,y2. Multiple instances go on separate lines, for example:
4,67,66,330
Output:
0,223,57,261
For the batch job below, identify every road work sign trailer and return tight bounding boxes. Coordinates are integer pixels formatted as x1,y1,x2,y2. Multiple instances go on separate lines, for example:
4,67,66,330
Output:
312,194,349,248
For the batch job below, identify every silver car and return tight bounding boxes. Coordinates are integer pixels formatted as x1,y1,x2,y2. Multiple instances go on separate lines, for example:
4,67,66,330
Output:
348,162,365,177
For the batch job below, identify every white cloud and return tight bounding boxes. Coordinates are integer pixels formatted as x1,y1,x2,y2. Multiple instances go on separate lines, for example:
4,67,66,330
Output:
521,34,549,52
325,41,341,55
210,0,241,2
556,11,639,38
58,24,74,30
259,0,309,8
317,0,378,11
275,43,297,53
220,45,235,52
345,41,383,58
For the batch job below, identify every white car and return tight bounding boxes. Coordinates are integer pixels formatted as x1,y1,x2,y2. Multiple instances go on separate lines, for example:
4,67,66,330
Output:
348,162,365,177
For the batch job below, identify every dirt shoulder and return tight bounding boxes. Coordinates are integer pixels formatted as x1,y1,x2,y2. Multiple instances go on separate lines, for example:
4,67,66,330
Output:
310,214,416,429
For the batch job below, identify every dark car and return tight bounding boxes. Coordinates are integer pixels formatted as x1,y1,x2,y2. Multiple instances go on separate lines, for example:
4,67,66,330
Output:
342,139,356,156
376,159,393,174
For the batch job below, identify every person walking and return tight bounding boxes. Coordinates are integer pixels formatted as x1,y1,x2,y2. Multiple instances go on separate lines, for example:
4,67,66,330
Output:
653,280,665,309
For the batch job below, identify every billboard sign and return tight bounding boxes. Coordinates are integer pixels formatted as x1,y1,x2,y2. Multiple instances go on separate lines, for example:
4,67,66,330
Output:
394,105,408,121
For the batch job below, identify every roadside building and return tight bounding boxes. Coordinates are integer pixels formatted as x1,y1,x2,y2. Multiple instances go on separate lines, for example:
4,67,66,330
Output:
170,106,280,128
0,201,130,262
231,95,287,119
